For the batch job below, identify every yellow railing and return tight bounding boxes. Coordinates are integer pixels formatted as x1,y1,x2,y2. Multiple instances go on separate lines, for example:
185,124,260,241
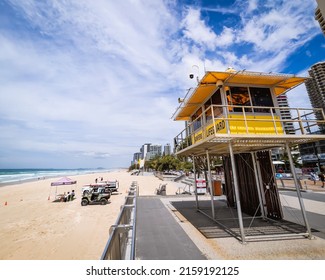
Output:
174,105,325,152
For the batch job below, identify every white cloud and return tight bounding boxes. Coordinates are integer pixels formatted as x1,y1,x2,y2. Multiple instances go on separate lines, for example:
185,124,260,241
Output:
286,84,312,109
247,0,258,13
181,7,218,50
179,0,321,75
181,7,236,50
0,1,187,168
0,0,323,168
216,27,235,47
237,0,319,54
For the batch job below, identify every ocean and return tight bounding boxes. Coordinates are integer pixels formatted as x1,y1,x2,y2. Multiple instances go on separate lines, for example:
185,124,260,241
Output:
0,168,113,186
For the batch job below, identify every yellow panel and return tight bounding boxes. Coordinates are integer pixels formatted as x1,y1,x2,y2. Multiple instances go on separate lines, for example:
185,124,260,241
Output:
205,119,227,136
228,115,284,135
199,115,284,139
192,130,203,144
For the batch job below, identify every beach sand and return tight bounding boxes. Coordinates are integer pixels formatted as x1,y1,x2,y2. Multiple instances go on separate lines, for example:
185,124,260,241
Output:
1,170,325,260
0,170,180,260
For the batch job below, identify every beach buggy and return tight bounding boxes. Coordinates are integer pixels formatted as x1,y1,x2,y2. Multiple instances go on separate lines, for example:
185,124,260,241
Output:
81,186,111,206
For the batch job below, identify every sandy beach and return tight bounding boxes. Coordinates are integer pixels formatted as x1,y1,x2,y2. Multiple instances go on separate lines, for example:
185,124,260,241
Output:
0,169,180,260
1,169,325,260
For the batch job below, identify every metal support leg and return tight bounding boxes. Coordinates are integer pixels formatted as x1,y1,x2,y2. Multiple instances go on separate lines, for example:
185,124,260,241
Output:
285,143,312,238
192,155,199,211
228,143,246,243
251,152,266,218
206,149,215,219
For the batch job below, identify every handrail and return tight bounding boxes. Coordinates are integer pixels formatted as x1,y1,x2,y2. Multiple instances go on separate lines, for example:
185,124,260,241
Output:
171,87,195,120
174,105,325,153
100,181,138,260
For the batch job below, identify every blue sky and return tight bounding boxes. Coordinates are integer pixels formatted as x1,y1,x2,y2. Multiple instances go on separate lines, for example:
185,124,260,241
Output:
0,0,324,169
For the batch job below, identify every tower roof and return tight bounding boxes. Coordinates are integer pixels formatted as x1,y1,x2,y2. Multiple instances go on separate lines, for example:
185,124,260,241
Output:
174,70,307,121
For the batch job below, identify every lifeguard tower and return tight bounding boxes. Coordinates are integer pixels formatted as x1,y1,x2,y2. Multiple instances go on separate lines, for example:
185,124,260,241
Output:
173,68,325,243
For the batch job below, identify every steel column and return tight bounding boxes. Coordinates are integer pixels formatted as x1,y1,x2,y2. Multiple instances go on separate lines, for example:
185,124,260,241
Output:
206,149,215,219
285,142,312,238
192,155,199,210
228,142,246,243
251,152,266,218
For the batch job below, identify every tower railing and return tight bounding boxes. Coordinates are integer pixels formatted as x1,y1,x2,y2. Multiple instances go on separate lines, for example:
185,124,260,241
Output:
174,105,325,153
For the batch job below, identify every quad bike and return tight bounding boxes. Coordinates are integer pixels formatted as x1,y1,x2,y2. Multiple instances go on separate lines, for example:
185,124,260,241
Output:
81,187,111,206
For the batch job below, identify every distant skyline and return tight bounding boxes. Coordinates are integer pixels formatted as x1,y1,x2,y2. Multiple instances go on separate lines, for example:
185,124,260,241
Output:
0,0,325,168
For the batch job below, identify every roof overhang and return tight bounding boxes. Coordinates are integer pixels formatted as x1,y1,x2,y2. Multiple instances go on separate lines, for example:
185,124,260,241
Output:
174,70,308,121
175,134,325,157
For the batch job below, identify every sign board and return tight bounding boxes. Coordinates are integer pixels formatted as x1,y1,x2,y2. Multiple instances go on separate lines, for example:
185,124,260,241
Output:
196,179,207,194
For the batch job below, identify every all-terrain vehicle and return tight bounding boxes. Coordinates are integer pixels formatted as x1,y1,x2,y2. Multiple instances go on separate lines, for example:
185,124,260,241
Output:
82,180,119,194
81,186,111,206
101,180,119,193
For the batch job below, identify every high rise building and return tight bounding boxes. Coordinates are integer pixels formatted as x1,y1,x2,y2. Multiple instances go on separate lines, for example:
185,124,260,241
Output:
131,143,171,166
315,0,325,36
271,94,295,162
305,62,325,129
276,94,295,134
299,61,325,169
132,152,142,165
164,143,171,156
146,144,162,160
140,143,151,161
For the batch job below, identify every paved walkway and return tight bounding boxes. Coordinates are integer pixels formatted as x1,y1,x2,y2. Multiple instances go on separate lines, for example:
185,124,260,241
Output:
280,190,325,238
134,189,325,259
135,196,207,260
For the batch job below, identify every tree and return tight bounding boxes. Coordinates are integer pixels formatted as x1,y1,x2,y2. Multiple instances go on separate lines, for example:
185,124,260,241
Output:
139,155,194,172
279,150,301,171
128,163,139,171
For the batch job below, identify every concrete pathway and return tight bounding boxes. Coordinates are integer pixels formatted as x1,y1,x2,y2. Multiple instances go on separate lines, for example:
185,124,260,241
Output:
135,196,207,260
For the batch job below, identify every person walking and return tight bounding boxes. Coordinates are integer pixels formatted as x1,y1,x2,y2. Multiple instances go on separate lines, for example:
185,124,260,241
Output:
310,172,318,185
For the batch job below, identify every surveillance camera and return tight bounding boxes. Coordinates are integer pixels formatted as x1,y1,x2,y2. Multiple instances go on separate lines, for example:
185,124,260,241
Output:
216,80,224,89
189,73,194,79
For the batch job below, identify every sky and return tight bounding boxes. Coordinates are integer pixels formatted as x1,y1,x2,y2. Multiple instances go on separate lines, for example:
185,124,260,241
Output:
0,0,325,169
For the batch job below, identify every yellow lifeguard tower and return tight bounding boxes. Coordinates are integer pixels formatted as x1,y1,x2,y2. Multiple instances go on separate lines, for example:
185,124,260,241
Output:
173,69,325,242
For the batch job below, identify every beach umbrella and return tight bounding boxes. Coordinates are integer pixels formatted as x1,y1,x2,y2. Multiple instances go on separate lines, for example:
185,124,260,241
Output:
51,177,77,186
50,177,77,201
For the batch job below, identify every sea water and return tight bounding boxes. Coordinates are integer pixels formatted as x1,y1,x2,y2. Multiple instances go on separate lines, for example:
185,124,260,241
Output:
0,168,112,185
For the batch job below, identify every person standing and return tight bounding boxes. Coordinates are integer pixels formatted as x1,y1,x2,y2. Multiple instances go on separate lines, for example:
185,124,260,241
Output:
319,172,325,188
70,190,75,200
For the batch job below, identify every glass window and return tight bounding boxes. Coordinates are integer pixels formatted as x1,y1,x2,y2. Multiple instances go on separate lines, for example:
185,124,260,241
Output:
204,99,212,123
211,89,223,117
211,89,222,105
192,108,202,131
205,89,222,122
250,87,274,113
228,87,251,112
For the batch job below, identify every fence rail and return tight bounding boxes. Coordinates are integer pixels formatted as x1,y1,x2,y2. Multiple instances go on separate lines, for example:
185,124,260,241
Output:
174,105,325,153
100,181,138,260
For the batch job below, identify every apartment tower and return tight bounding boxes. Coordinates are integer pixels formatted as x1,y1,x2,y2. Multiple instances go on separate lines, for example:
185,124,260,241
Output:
315,0,325,35
276,94,295,134
305,62,325,128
